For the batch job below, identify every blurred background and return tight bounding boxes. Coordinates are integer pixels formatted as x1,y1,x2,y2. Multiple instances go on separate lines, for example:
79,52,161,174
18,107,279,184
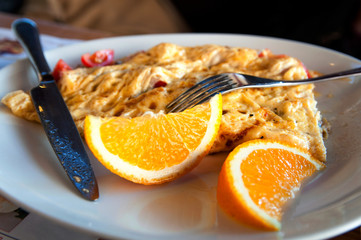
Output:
1,0,361,59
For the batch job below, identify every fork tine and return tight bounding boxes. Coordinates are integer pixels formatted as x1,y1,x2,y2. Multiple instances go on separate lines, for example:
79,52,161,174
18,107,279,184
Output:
168,83,235,113
167,77,235,113
180,84,235,111
177,77,234,104
166,74,228,109
170,85,232,113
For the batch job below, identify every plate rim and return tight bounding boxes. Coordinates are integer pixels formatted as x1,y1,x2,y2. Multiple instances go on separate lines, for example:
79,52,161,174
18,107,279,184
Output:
1,32,361,240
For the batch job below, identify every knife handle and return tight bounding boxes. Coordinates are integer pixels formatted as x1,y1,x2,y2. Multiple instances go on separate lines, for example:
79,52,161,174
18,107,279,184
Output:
12,18,52,82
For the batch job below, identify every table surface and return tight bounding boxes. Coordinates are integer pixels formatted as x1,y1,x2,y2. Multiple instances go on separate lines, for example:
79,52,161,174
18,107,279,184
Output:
0,11,360,240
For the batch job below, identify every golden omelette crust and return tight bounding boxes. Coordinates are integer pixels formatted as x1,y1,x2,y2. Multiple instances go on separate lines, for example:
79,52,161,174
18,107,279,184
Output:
1,43,327,161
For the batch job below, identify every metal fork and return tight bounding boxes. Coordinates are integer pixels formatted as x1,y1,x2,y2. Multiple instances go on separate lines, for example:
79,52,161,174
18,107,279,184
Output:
165,67,361,113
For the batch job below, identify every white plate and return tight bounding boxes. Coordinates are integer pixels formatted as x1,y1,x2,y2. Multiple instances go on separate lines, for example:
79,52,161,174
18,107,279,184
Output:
1,33,361,240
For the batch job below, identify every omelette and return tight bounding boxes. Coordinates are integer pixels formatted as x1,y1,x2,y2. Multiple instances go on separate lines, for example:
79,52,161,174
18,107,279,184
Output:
1,43,327,161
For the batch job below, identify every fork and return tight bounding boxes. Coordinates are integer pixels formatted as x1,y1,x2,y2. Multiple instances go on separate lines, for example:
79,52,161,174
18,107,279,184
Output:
165,67,361,113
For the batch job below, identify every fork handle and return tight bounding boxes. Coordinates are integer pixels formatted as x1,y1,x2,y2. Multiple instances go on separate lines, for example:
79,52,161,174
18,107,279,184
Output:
291,66,361,84
248,66,361,88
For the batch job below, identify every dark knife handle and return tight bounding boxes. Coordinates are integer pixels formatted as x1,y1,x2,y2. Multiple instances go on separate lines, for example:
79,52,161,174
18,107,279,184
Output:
12,18,52,81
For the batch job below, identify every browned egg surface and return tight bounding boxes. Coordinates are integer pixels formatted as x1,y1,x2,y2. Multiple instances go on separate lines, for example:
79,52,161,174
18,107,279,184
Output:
1,43,327,161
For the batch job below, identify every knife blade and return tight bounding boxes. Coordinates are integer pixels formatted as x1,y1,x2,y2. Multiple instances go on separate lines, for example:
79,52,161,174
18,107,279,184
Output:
12,18,99,201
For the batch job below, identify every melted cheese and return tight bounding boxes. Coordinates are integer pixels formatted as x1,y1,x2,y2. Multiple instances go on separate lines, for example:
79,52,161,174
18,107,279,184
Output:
1,43,327,161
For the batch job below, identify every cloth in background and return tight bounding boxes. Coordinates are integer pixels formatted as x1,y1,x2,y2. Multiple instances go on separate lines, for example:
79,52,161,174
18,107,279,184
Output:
20,0,190,35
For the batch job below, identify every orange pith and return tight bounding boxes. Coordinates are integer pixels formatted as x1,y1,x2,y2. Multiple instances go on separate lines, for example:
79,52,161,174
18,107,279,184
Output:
84,94,222,184
217,139,324,231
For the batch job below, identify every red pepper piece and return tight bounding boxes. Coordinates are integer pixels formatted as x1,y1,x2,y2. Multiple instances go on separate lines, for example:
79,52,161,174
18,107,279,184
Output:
154,80,167,88
52,59,72,81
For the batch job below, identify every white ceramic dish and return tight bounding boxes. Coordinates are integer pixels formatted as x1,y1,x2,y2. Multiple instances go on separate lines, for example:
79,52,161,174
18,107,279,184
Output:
1,33,361,240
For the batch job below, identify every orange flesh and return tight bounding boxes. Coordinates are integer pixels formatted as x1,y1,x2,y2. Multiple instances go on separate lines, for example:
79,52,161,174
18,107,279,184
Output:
241,148,317,220
100,110,210,171
166,111,208,150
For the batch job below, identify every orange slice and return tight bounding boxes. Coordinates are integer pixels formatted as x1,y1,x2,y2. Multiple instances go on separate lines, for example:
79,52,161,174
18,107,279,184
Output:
84,94,222,185
217,139,325,231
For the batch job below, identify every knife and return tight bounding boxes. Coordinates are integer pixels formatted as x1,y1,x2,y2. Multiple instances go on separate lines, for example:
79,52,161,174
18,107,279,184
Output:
12,18,99,201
